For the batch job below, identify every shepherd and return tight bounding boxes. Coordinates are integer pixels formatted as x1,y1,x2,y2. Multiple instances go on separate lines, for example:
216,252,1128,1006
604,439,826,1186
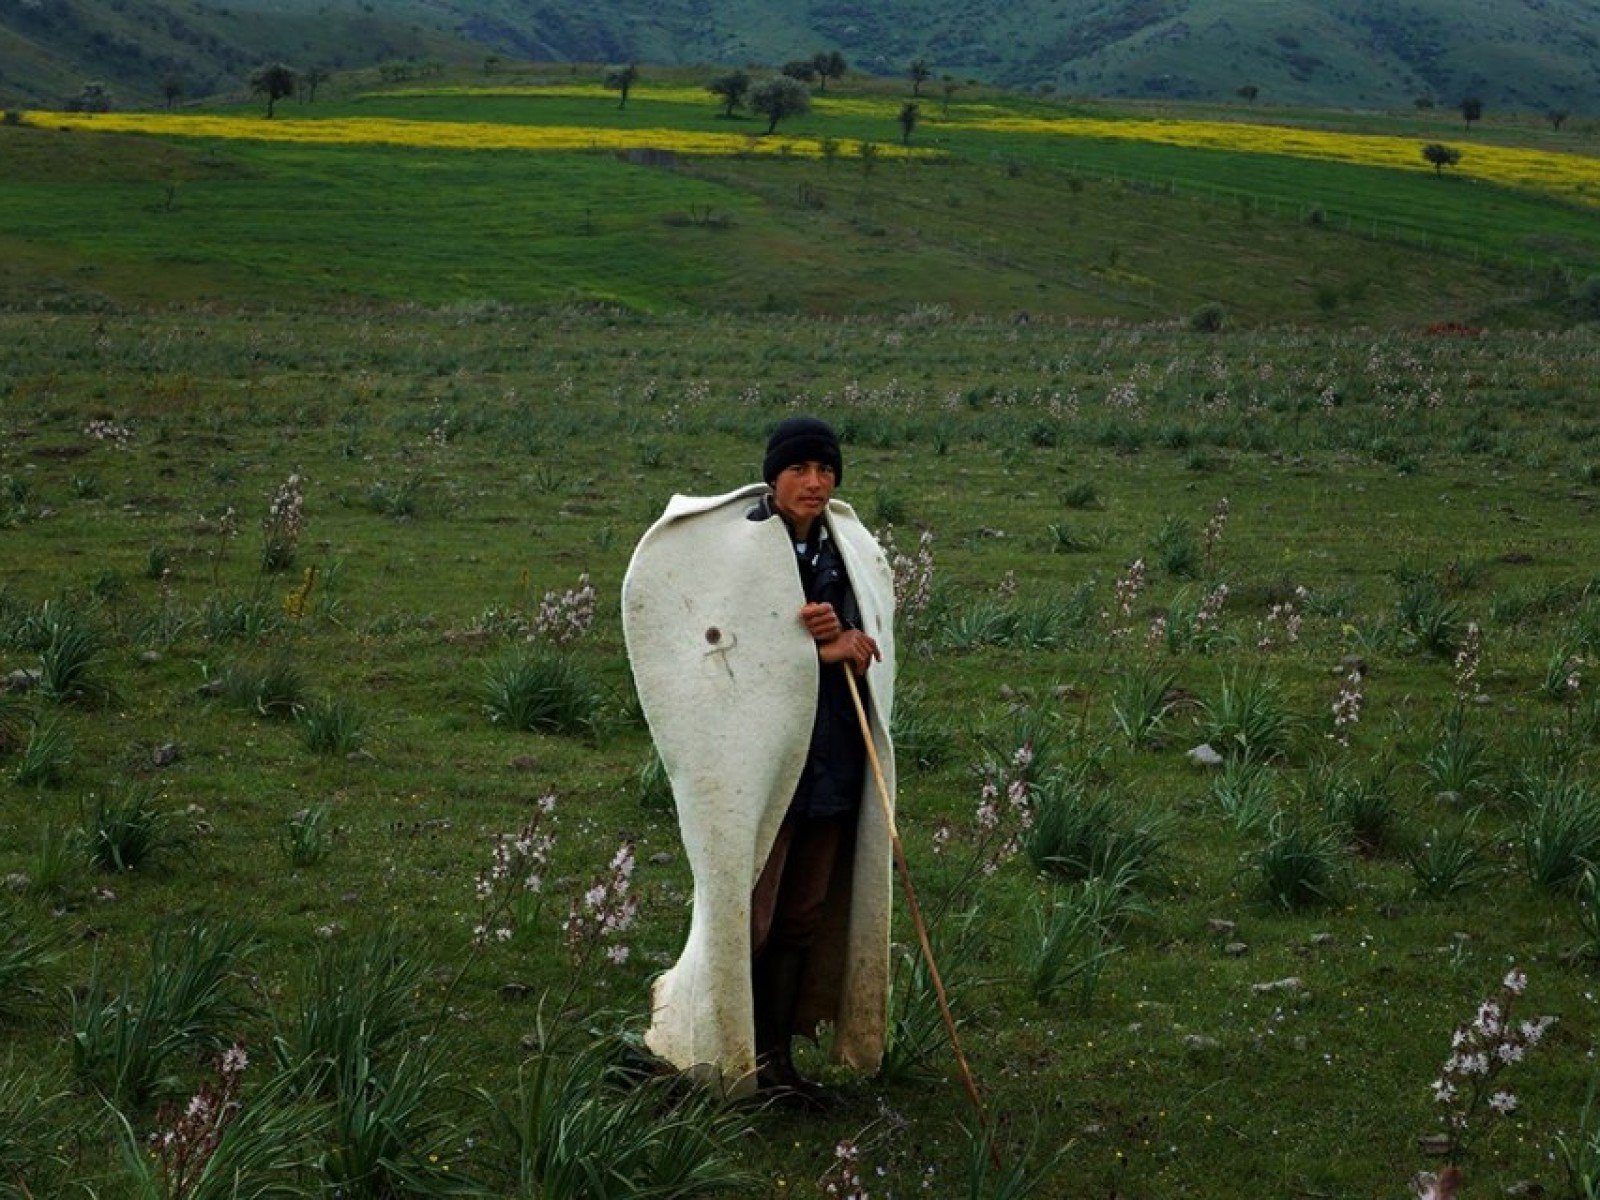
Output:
622,416,896,1104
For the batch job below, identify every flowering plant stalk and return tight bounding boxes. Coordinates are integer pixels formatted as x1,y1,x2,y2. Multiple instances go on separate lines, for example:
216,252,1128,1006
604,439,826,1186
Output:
532,573,597,644
1329,666,1364,748
564,839,639,971
1201,496,1229,574
1431,968,1555,1161
471,792,558,947
148,1043,250,1197
260,472,304,573
880,525,935,634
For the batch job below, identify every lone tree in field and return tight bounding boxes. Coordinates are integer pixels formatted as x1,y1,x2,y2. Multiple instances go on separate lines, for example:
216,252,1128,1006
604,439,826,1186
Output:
707,70,750,117
1460,96,1483,130
909,58,931,96
1236,84,1259,102
1548,108,1570,131
302,66,329,104
751,75,810,135
1422,142,1462,175
161,73,184,109
250,63,297,118
941,74,961,116
813,49,847,92
898,101,919,145
606,63,639,109
71,80,112,112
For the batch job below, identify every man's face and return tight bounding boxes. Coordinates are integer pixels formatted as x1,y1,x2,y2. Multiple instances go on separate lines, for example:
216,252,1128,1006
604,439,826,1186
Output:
771,459,836,529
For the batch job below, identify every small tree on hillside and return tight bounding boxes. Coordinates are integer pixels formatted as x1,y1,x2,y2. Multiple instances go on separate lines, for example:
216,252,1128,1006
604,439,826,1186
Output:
68,80,112,113
707,70,750,117
813,50,847,92
606,63,639,109
940,74,960,116
909,58,931,96
302,66,329,104
1460,96,1483,130
1548,108,1570,131
250,63,297,118
751,75,810,135
161,73,184,109
898,101,919,145
1236,84,1259,102
782,59,817,84
1422,142,1461,175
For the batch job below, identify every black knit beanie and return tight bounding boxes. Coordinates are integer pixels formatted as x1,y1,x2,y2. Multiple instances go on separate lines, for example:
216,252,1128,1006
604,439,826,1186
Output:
762,416,843,486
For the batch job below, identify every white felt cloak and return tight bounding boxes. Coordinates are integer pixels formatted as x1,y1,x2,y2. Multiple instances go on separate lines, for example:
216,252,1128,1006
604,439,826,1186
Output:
621,483,897,1096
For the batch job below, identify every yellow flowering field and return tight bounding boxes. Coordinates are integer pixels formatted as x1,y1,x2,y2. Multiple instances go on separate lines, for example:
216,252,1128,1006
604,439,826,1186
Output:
971,114,1600,206
28,111,928,159
369,82,1002,123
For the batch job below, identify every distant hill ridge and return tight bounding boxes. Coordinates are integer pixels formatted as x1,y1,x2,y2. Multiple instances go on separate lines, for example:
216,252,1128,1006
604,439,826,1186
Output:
3,0,1597,112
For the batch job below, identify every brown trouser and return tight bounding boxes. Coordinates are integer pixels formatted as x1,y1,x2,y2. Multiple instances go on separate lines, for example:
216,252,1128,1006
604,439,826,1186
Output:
750,811,851,956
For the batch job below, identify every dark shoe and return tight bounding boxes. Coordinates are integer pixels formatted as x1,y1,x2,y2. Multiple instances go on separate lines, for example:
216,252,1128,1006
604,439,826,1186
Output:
757,1045,840,1113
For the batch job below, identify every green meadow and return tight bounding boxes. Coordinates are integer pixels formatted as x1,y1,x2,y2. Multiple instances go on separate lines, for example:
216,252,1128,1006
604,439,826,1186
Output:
3,70,1600,1200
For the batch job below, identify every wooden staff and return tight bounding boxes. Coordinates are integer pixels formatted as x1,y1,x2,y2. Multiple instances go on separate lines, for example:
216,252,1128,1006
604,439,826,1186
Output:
842,665,1001,1169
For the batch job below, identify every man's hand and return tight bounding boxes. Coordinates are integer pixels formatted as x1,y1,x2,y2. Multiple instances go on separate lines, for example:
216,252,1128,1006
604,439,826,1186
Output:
800,602,843,643
818,629,881,676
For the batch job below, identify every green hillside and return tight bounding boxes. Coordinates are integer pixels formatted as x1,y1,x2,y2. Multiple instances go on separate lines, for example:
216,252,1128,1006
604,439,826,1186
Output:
4,0,1600,113
5,75,1600,325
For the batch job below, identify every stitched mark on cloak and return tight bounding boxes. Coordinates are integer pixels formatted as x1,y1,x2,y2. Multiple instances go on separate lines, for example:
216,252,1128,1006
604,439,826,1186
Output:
703,627,737,680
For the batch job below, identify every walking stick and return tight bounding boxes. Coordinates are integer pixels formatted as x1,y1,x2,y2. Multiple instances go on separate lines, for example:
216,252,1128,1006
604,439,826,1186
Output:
842,665,1002,1170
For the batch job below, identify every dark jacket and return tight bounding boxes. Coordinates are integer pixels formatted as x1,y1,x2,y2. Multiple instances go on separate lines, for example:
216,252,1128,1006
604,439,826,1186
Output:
748,495,869,820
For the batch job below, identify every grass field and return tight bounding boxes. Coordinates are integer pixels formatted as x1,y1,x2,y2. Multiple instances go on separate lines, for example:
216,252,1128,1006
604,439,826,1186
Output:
3,67,1600,1200
3,305,1600,1198
8,73,1600,320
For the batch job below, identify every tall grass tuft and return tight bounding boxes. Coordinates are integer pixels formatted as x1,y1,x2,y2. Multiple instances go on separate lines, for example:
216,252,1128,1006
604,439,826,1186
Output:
1307,760,1398,855
1405,816,1493,898
36,600,115,706
0,909,61,1021
14,713,71,787
1576,866,1600,959
1254,818,1345,911
1519,778,1600,890
1151,514,1199,578
1210,757,1279,835
0,693,24,754
1199,668,1295,760
28,821,83,899
297,695,367,755
1025,873,1137,1009
1024,776,1165,889
1109,662,1177,748
1555,1072,1600,1200
1395,575,1463,657
279,804,333,868
83,783,184,873
0,1071,69,1194
222,657,306,719
959,1117,1074,1200
636,751,674,812
200,593,282,642
484,1025,757,1199
318,1043,479,1198
482,649,602,735
882,910,979,1084
1421,713,1492,799
110,1063,318,1200
892,684,956,771
273,927,429,1087
72,920,258,1106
